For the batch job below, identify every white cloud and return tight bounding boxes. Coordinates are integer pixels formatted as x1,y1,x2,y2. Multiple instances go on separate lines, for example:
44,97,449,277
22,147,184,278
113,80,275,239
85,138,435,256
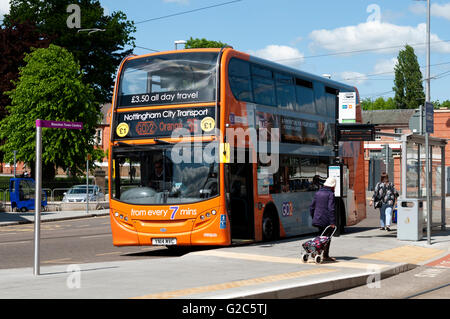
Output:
340,71,368,85
309,21,450,55
249,45,304,67
373,58,398,75
431,3,450,20
0,0,9,18
339,58,397,86
410,2,450,20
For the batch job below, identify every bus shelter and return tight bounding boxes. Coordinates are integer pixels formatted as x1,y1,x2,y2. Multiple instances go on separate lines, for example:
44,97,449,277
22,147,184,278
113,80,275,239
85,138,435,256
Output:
401,134,447,230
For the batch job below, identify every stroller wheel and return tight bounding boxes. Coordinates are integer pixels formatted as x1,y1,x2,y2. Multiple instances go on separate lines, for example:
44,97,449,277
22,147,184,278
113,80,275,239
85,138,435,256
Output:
314,255,322,264
301,254,309,263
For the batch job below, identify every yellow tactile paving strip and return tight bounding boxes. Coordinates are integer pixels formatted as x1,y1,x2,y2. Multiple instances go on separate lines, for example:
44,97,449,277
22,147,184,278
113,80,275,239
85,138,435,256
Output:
133,268,337,299
133,245,444,299
359,245,444,264
192,250,389,270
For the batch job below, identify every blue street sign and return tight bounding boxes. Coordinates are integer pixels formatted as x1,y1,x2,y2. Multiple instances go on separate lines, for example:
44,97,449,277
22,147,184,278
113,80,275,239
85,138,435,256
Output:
425,102,434,133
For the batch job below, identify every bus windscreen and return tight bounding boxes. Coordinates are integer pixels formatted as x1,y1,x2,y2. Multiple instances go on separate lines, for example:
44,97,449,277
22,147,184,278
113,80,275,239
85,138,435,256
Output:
118,52,218,107
112,145,219,205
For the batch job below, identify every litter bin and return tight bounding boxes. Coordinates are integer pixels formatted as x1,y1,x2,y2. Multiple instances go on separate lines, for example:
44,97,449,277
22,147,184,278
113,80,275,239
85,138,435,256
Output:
397,198,423,241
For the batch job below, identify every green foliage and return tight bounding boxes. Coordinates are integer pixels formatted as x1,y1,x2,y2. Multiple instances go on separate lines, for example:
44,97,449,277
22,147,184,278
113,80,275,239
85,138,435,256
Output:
361,97,396,110
0,45,103,178
393,45,425,109
0,21,51,120
3,0,136,103
185,37,228,49
433,100,450,109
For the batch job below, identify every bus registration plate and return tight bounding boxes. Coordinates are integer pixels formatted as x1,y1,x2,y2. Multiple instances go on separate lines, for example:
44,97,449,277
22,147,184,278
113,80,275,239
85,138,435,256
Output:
152,238,177,245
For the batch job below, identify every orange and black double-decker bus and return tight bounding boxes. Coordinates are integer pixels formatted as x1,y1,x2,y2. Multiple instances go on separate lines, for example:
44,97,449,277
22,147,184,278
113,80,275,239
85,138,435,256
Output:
108,47,366,247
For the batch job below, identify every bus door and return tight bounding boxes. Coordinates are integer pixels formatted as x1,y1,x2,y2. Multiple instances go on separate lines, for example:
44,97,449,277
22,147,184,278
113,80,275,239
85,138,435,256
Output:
228,149,254,240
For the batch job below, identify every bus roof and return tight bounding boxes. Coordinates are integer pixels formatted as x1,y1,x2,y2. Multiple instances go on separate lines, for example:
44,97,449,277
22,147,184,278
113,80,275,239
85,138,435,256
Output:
248,54,356,93
124,47,356,93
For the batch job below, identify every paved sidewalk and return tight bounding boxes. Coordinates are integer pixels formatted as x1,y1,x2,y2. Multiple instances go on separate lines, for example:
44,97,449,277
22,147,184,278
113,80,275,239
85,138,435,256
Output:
0,225,448,299
0,205,448,299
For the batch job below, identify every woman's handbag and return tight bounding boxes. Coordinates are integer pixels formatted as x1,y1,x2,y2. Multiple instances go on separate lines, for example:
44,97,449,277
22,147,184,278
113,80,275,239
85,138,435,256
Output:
374,200,382,208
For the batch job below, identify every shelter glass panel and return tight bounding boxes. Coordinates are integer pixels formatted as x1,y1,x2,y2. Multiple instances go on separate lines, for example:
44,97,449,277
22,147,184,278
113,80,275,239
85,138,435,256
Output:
406,142,419,198
432,145,442,197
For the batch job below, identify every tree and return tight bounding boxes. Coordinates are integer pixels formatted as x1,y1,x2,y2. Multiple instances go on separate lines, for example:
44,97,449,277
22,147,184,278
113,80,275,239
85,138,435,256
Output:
361,97,396,110
433,100,450,109
0,21,51,165
0,45,103,180
3,0,136,103
393,45,425,109
185,37,228,49
0,20,51,119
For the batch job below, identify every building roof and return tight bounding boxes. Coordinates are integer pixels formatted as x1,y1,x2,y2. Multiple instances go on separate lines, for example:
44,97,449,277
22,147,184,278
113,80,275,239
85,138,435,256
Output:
362,109,416,126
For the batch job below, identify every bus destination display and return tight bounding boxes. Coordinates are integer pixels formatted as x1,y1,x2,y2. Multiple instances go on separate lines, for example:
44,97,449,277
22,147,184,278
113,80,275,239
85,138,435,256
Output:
114,106,215,139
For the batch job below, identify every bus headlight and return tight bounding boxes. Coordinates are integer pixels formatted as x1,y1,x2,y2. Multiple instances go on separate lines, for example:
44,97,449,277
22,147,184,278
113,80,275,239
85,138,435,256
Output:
193,208,219,230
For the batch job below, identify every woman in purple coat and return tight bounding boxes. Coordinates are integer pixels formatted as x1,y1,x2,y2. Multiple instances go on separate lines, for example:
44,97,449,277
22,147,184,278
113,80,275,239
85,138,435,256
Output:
309,177,336,261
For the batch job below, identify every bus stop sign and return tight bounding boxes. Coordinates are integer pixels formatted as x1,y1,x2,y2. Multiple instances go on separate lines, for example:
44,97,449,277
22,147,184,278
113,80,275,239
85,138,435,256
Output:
33,119,83,276
36,119,83,130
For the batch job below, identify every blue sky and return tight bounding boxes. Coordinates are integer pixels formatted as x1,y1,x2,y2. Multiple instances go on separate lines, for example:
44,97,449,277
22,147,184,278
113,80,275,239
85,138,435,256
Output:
2,0,450,102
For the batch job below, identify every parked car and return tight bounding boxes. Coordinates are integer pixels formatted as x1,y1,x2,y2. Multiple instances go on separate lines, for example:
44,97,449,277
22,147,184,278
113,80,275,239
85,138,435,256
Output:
62,185,105,203
9,177,47,212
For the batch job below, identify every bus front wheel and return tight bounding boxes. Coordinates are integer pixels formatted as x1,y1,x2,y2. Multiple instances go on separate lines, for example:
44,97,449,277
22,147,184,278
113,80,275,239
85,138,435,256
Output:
262,208,279,241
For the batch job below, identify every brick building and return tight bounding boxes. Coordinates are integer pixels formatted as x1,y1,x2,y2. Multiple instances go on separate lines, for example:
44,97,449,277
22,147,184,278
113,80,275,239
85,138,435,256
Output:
362,108,450,194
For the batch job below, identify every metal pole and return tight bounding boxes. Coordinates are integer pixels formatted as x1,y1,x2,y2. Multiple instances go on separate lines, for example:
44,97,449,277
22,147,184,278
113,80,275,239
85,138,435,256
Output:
426,0,431,101
34,122,42,276
425,0,431,245
86,157,89,215
442,145,446,231
425,135,431,245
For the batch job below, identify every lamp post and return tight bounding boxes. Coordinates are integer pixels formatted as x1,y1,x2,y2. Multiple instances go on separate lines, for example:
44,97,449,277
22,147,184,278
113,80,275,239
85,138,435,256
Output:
87,154,91,215
425,0,431,245
174,40,187,50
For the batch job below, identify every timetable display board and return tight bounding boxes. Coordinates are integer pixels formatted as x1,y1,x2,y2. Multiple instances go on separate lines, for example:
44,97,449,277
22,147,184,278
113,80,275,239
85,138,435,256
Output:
328,165,342,197
338,92,356,124
337,124,375,141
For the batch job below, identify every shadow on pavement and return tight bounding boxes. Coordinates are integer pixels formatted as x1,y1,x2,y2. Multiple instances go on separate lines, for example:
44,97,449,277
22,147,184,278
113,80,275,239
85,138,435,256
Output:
123,245,217,258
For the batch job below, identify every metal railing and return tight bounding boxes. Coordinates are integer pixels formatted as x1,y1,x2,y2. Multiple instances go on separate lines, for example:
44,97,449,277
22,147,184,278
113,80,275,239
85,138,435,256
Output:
0,187,109,210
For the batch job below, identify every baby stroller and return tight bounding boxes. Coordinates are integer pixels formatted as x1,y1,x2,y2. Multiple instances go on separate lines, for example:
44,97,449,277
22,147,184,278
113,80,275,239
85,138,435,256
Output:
301,225,336,264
